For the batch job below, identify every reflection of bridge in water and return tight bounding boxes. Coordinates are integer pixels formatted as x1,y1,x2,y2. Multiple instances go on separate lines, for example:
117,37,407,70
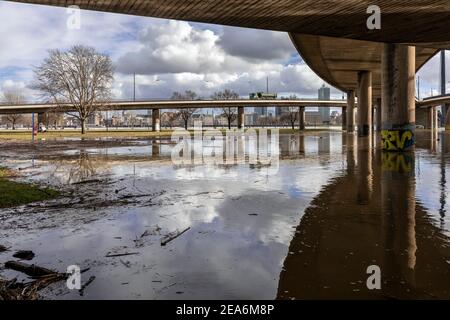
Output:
277,133,450,299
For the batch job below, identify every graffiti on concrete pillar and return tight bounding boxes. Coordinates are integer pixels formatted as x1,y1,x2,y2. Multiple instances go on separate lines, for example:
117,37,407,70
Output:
381,129,414,151
381,152,413,173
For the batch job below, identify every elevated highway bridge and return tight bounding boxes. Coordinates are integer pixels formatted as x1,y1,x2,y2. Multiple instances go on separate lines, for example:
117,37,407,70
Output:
0,98,350,131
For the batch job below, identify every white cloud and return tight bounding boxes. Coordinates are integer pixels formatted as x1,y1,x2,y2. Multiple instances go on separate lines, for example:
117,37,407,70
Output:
113,20,328,100
4,1,443,106
218,26,295,61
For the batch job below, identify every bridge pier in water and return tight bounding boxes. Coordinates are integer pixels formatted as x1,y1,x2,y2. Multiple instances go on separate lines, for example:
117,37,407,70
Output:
381,44,416,151
152,108,160,132
341,106,347,131
357,71,372,137
376,98,382,132
427,107,433,129
346,90,355,132
427,106,439,131
238,107,244,129
37,112,47,126
445,103,450,131
298,106,306,131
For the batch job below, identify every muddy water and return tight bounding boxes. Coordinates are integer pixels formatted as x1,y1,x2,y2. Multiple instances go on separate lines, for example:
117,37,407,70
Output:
0,131,449,299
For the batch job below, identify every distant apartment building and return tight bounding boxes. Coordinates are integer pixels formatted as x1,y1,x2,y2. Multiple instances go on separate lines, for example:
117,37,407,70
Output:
305,110,322,125
87,112,104,126
275,107,290,117
245,113,258,126
318,84,331,123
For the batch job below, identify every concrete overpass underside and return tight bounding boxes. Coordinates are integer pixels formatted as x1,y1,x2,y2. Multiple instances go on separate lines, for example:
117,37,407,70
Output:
289,34,438,99
6,1,450,46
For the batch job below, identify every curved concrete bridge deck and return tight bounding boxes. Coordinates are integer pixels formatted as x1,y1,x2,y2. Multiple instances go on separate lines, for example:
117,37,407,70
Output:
6,1,450,45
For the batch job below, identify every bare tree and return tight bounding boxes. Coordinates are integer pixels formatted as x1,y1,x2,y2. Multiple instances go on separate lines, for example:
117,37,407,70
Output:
164,111,180,129
280,95,299,129
286,107,299,129
2,89,25,130
46,111,64,129
211,89,239,129
33,45,114,134
171,90,198,130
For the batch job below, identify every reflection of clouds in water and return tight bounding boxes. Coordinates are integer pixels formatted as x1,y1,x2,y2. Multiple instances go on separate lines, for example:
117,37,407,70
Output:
415,150,450,234
0,132,371,299
214,191,310,245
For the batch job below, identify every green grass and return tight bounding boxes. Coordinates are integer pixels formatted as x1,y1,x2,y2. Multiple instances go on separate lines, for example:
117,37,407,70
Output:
0,128,336,141
0,167,59,208
0,129,175,141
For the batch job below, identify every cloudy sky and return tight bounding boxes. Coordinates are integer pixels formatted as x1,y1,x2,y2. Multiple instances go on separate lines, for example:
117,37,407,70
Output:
0,1,447,108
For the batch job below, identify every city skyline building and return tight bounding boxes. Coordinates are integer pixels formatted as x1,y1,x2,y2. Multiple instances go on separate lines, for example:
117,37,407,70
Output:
318,84,331,123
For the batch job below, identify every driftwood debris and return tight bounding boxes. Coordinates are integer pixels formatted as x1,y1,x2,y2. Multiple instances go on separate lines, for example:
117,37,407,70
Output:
13,250,35,261
105,252,139,258
71,179,101,185
1,274,67,300
140,225,162,238
119,259,131,268
79,276,96,297
119,193,154,199
161,227,191,246
1,262,68,300
5,261,55,278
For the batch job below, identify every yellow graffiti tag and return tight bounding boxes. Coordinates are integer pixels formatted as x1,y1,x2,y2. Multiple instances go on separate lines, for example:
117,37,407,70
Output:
381,130,414,151
381,152,412,172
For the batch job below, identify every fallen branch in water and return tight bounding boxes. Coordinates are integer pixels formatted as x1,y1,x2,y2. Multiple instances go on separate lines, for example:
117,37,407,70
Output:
79,276,96,297
1,262,68,300
5,261,55,278
1,262,92,300
105,252,139,258
119,259,131,268
71,179,101,185
161,227,191,246
120,191,166,200
12,250,35,261
119,193,155,199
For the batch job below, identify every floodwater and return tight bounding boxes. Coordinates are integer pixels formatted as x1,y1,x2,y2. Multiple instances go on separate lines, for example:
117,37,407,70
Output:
0,130,449,299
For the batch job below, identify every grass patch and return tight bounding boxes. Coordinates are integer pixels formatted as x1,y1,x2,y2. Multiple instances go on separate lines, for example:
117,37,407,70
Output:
0,128,338,141
0,167,59,208
0,129,175,141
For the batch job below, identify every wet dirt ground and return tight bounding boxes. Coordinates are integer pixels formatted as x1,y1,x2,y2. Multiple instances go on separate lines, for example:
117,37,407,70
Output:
0,131,449,299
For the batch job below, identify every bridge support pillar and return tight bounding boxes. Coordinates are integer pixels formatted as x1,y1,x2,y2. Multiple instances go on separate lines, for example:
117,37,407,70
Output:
376,98,382,131
346,90,356,132
427,107,435,130
152,109,160,132
299,106,306,131
433,106,439,132
445,103,450,131
342,106,347,131
381,44,415,151
238,107,245,129
37,112,47,126
357,71,372,137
